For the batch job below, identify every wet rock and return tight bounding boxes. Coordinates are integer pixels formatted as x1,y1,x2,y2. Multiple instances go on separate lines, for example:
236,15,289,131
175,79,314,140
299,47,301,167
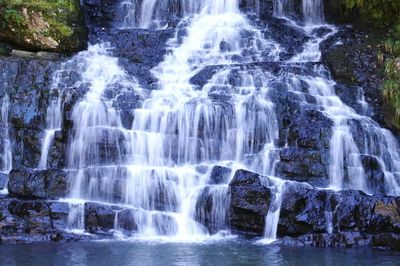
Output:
277,147,328,185
101,29,174,88
277,183,400,239
266,17,310,59
359,155,386,194
0,56,60,169
229,169,272,235
0,198,86,244
115,209,138,232
84,202,120,233
195,185,230,234
208,166,232,185
0,172,7,190
372,233,400,251
115,208,178,236
279,232,372,248
322,30,386,125
332,190,400,234
278,182,331,237
47,201,71,230
275,107,332,185
8,168,69,200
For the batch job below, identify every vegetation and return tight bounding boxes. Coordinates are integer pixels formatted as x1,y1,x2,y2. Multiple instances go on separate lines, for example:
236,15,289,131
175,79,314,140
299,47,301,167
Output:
343,0,400,129
0,0,86,52
343,0,400,26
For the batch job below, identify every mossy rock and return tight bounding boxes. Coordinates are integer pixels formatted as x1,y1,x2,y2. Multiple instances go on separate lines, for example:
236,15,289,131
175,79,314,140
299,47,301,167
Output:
0,0,87,53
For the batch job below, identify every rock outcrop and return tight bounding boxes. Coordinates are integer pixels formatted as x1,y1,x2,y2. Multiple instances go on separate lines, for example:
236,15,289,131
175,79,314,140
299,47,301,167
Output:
0,0,87,53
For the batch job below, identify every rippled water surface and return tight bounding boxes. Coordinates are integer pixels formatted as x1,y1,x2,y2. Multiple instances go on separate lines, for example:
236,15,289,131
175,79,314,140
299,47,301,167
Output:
1,240,399,266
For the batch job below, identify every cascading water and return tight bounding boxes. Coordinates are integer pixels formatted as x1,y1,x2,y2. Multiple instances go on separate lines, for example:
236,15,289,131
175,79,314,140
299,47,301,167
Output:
302,0,324,25
57,0,286,239
118,0,242,29
35,0,400,243
0,94,11,194
38,79,64,170
274,0,324,25
274,0,400,195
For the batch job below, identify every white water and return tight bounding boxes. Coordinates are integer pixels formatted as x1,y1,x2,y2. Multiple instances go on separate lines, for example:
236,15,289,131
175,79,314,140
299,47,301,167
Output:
0,94,11,194
34,0,400,243
259,177,285,244
119,0,242,28
274,0,324,25
38,95,63,170
60,0,286,239
302,0,324,25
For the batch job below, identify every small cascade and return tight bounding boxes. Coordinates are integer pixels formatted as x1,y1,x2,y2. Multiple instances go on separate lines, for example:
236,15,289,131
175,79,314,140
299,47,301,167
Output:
65,199,86,233
0,94,11,194
64,44,139,229
324,196,333,234
259,177,285,244
302,0,324,25
273,0,294,18
118,0,241,29
38,93,63,170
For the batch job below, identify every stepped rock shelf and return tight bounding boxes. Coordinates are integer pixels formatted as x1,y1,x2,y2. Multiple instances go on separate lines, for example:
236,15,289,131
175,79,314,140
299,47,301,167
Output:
0,0,399,252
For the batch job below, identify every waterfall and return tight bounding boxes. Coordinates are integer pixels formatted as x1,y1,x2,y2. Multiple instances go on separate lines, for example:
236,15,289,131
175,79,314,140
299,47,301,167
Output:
273,0,324,25
32,0,400,242
0,94,11,194
259,177,285,244
302,0,324,25
38,93,63,170
118,0,240,28
273,0,293,18
58,0,286,238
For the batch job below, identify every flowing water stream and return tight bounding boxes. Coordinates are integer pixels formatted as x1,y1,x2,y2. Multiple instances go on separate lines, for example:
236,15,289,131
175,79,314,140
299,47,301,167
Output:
37,0,400,243
0,94,11,194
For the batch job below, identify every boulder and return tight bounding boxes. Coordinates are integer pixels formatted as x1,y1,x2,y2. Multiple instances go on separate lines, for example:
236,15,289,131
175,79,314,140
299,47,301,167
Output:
84,202,120,233
278,182,331,237
229,169,272,235
0,0,87,53
8,168,69,199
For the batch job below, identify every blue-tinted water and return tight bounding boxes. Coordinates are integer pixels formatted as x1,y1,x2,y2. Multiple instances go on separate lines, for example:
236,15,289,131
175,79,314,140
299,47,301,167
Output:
0,240,399,266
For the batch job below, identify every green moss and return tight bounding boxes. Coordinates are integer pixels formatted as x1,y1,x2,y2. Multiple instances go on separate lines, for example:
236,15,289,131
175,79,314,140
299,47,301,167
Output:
0,0,86,52
0,0,80,39
343,0,400,27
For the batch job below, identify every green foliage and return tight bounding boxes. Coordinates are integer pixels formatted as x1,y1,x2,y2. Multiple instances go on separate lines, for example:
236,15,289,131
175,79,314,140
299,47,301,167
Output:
343,0,400,26
0,0,80,40
383,27,400,128
343,1,400,128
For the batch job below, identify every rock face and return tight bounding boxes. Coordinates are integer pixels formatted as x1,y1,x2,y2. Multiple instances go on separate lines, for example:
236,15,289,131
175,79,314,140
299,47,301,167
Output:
277,182,400,249
8,168,69,200
0,198,93,243
0,0,87,53
229,170,272,235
